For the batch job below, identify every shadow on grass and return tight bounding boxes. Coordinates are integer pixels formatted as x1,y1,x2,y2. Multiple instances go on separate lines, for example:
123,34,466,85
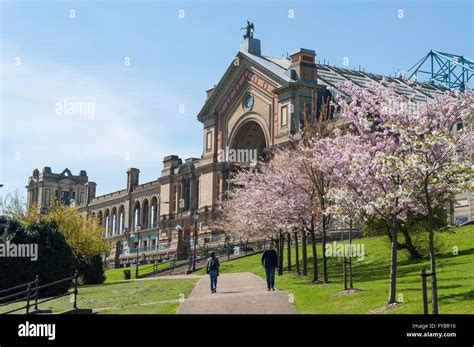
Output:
437,247,474,259
438,289,474,302
273,238,473,291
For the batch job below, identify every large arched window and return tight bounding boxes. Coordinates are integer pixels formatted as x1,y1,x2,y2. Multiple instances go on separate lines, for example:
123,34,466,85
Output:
133,201,141,231
104,209,110,237
142,199,149,228
229,119,268,162
111,207,117,236
150,197,158,228
97,211,103,234
118,205,125,233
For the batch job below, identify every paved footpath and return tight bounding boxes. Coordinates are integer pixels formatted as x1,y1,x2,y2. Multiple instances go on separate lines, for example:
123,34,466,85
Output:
177,272,297,314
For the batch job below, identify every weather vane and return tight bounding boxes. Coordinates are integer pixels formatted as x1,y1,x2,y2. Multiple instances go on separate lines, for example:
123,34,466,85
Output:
241,20,254,39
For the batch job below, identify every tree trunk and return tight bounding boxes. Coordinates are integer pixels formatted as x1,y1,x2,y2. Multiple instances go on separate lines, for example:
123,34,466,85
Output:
302,230,308,276
424,183,439,314
349,219,353,289
294,231,300,274
388,217,398,304
428,225,438,314
278,231,284,275
287,232,292,271
321,215,329,283
399,228,422,259
309,217,318,282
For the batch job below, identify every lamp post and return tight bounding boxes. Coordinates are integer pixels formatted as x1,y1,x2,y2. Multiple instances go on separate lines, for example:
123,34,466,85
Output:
130,224,141,279
175,224,182,274
192,210,200,272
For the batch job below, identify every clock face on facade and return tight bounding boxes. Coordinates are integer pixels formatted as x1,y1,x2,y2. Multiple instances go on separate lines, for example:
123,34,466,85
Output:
243,94,254,110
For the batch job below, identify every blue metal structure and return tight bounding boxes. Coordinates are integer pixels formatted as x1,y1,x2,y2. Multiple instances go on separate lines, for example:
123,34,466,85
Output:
408,50,474,91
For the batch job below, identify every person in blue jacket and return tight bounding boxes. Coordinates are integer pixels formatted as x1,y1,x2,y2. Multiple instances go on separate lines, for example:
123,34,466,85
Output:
261,243,279,291
206,251,220,293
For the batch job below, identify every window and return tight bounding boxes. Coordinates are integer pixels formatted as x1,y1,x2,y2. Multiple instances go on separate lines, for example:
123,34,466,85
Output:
205,130,212,151
184,180,191,211
45,189,51,207
280,105,288,128
119,212,124,232
134,208,140,230
105,216,110,236
112,214,116,235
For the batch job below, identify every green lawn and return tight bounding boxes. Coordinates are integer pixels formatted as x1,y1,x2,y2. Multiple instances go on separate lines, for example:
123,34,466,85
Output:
197,225,474,314
1,278,197,314
104,260,187,282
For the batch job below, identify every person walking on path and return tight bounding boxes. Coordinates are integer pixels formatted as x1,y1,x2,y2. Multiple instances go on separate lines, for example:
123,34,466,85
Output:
206,251,220,293
261,243,279,291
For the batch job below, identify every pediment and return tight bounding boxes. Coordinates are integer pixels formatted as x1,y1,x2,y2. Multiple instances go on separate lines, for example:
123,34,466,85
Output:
197,51,286,123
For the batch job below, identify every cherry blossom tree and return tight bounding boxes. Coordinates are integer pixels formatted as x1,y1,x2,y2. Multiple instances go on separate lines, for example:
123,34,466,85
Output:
219,147,317,276
329,81,473,307
386,90,473,313
328,81,423,304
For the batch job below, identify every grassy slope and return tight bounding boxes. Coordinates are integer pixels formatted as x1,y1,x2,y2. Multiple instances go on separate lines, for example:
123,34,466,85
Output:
197,225,474,314
1,278,197,314
104,260,187,282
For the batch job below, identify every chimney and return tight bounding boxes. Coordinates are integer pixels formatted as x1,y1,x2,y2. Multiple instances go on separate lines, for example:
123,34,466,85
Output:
85,182,97,203
162,155,182,171
289,48,317,82
127,168,140,192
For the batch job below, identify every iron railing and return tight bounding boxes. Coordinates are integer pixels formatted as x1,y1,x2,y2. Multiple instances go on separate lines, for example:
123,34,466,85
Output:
0,271,79,314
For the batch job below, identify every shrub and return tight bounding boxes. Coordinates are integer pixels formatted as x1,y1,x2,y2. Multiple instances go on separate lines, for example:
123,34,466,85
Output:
76,254,105,285
0,216,74,296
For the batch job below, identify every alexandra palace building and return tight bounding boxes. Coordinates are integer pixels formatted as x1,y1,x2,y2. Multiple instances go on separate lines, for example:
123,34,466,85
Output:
26,32,472,268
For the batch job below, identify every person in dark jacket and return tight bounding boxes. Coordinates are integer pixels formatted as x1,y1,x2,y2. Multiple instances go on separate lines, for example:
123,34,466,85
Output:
261,243,279,291
206,251,220,293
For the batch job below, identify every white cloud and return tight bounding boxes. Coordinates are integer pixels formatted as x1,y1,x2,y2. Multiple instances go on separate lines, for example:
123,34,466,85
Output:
0,53,203,197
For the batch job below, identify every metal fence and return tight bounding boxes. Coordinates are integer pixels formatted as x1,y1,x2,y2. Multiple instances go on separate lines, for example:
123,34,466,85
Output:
0,271,79,314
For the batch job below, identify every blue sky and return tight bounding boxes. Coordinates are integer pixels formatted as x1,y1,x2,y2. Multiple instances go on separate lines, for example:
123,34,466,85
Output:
1,0,473,200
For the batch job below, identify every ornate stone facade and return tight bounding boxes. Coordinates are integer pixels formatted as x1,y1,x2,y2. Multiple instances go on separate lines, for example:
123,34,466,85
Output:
26,34,473,267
